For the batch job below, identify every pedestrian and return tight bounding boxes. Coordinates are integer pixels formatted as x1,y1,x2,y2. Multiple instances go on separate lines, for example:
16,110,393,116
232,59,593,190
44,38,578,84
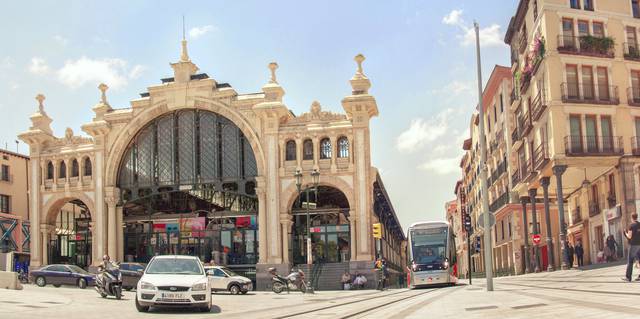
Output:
623,213,640,282
566,243,574,268
575,241,584,267
606,235,618,261
341,271,351,290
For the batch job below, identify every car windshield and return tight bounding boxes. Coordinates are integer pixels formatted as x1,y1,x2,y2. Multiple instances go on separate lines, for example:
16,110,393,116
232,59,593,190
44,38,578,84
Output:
221,267,238,277
146,258,203,275
67,265,89,274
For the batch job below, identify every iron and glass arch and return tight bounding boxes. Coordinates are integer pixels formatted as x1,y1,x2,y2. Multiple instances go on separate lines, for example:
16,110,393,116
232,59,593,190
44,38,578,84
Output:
116,109,258,213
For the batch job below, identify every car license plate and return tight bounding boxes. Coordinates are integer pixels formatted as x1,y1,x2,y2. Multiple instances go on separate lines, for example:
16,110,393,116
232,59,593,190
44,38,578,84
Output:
161,293,183,299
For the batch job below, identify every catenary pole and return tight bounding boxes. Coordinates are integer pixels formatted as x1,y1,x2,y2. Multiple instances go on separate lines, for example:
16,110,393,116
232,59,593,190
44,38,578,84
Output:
474,21,494,292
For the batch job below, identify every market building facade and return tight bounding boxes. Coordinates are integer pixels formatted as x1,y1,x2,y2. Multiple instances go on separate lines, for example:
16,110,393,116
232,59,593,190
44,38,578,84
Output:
18,39,405,289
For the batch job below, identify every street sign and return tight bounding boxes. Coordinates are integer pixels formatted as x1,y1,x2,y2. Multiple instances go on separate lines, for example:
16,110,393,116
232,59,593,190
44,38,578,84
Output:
532,234,542,245
478,213,496,227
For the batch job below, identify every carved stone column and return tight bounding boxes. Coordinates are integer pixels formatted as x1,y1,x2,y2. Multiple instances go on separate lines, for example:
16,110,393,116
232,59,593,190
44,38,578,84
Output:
349,213,357,261
105,194,118,259
553,165,569,270
540,177,555,271
528,188,541,273
256,181,267,264
116,206,124,262
520,196,531,274
280,217,292,264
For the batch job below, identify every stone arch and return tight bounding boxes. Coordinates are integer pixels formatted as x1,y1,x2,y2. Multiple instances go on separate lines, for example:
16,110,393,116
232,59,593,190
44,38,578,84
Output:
104,98,266,188
42,192,96,224
280,175,355,215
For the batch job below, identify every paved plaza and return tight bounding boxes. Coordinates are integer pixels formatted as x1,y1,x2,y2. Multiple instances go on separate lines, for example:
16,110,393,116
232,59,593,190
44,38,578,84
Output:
0,263,639,318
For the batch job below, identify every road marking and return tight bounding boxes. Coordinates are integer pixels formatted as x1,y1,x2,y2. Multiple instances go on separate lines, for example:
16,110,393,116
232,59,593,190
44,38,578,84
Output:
465,305,498,311
511,303,547,310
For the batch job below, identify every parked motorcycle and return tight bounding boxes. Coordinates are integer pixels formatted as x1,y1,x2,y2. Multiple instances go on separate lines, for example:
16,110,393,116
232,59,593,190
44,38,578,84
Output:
268,267,308,294
18,269,29,284
95,263,123,300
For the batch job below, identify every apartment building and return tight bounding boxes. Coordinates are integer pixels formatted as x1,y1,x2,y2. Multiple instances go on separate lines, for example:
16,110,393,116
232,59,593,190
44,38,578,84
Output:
504,0,640,268
0,149,30,254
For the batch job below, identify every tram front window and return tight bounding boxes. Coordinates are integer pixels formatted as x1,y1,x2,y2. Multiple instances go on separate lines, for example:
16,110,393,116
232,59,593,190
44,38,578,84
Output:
411,227,447,266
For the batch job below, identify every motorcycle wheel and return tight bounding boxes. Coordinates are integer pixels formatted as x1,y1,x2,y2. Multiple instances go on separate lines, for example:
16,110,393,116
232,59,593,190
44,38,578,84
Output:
115,286,122,300
272,282,285,294
299,282,307,293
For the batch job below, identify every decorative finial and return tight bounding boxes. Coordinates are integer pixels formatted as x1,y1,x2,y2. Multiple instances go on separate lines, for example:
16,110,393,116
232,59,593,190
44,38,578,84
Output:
180,16,190,62
355,54,365,76
98,83,109,104
35,94,45,113
268,62,279,83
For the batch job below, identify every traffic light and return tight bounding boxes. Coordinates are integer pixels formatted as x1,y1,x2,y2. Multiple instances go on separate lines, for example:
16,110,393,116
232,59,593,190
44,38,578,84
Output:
464,214,472,233
475,236,482,253
372,223,382,239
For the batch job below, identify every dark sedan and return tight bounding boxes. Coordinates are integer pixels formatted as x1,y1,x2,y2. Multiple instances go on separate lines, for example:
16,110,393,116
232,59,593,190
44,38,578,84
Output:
119,262,146,290
31,264,95,289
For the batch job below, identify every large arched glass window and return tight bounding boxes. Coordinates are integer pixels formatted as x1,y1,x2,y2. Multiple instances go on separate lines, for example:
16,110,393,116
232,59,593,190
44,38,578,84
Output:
320,138,332,159
285,140,296,161
71,159,79,177
59,161,67,179
303,139,313,160
84,157,92,176
46,161,54,179
338,136,349,158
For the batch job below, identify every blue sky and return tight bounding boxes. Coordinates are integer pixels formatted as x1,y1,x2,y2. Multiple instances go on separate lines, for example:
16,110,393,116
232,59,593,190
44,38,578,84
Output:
0,0,517,230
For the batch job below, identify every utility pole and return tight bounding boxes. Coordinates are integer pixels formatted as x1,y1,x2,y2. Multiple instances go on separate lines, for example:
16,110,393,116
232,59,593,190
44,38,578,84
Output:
474,21,494,292
467,230,472,285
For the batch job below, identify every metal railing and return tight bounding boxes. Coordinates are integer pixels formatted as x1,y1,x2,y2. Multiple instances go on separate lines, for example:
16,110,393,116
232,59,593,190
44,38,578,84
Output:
624,42,640,61
511,127,520,144
564,135,623,156
533,142,549,170
571,207,582,224
489,192,510,212
628,87,640,106
561,82,619,105
511,168,520,186
557,35,615,58
530,91,547,121
588,201,600,217
632,137,640,155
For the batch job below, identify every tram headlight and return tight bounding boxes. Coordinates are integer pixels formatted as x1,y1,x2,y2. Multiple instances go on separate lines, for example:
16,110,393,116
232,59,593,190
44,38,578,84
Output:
411,263,418,271
443,260,450,270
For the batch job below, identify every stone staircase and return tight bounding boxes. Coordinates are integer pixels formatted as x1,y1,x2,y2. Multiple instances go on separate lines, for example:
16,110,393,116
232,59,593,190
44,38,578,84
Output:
296,262,350,291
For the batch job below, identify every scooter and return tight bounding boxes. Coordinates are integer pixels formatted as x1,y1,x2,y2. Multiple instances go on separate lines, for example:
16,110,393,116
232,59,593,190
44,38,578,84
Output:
268,267,309,294
18,269,29,284
95,263,123,300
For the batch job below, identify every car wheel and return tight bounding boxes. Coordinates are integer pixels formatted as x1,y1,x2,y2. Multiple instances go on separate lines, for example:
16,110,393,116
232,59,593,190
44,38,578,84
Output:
200,304,211,313
135,296,149,313
77,278,87,289
35,276,46,287
53,284,61,288
229,284,240,295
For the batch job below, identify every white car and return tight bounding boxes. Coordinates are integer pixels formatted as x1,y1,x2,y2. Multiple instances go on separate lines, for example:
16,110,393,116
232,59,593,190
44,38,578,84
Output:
204,265,253,294
135,255,211,313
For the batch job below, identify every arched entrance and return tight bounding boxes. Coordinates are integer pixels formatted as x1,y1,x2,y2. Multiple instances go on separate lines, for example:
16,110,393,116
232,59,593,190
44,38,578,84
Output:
290,186,351,264
47,200,92,268
117,109,258,270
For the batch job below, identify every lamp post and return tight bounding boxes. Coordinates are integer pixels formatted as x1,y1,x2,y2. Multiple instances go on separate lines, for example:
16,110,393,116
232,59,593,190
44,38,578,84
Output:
294,168,320,292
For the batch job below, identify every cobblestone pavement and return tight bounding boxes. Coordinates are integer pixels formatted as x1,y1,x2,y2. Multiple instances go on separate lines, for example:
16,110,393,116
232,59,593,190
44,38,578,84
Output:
1,264,639,318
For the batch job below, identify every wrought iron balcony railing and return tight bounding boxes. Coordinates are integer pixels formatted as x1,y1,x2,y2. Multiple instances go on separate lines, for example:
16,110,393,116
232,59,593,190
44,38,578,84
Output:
561,82,619,105
533,142,549,170
530,91,547,122
564,135,623,156
632,137,640,155
557,35,615,58
624,42,640,61
628,87,640,106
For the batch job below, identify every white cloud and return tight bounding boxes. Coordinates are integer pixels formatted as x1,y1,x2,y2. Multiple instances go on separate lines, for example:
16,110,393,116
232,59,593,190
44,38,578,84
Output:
28,57,50,75
418,156,461,175
396,109,453,153
442,9,464,26
53,35,69,46
442,9,506,48
189,25,217,39
461,24,505,47
57,57,144,89
1,56,14,69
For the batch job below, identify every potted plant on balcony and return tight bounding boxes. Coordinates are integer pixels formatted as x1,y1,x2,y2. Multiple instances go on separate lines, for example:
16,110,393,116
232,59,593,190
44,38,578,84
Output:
579,35,614,56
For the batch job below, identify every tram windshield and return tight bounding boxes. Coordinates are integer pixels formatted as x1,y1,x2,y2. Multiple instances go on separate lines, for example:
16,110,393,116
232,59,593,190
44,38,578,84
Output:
410,227,448,265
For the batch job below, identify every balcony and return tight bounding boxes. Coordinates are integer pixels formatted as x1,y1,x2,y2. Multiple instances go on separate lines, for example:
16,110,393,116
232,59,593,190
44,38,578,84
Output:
511,168,520,186
530,91,547,122
628,87,640,107
632,137,640,155
564,135,623,156
588,201,600,217
571,207,583,225
510,88,518,105
533,143,549,170
561,82,619,105
521,112,533,137
489,192,510,212
557,35,615,58
624,42,640,61
511,127,520,144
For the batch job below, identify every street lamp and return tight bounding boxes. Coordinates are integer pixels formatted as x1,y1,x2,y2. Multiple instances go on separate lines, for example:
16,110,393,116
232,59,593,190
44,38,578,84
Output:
294,168,320,293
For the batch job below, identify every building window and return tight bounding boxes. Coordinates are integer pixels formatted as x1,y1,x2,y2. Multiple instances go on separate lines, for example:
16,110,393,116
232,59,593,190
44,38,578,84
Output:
59,161,66,179
285,140,296,161
1,165,8,181
627,27,638,55
320,138,332,159
609,173,616,202
493,105,497,123
570,0,580,9
46,161,54,180
583,0,594,11
592,22,604,38
83,157,92,176
634,0,640,18
0,194,9,213
303,139,313,160
338,136,349,158
499,94,504,113
566,64,579,98
71,159,79,177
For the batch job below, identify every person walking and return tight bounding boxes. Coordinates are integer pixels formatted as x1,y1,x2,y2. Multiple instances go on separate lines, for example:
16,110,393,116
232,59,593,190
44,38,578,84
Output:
575,241,584,267
623,213,640,282
566,243,575,269
606,235,618,261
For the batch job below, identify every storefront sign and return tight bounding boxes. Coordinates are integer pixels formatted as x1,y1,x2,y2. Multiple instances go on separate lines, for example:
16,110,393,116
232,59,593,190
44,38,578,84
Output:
605,206,621,221
180,217,205,237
